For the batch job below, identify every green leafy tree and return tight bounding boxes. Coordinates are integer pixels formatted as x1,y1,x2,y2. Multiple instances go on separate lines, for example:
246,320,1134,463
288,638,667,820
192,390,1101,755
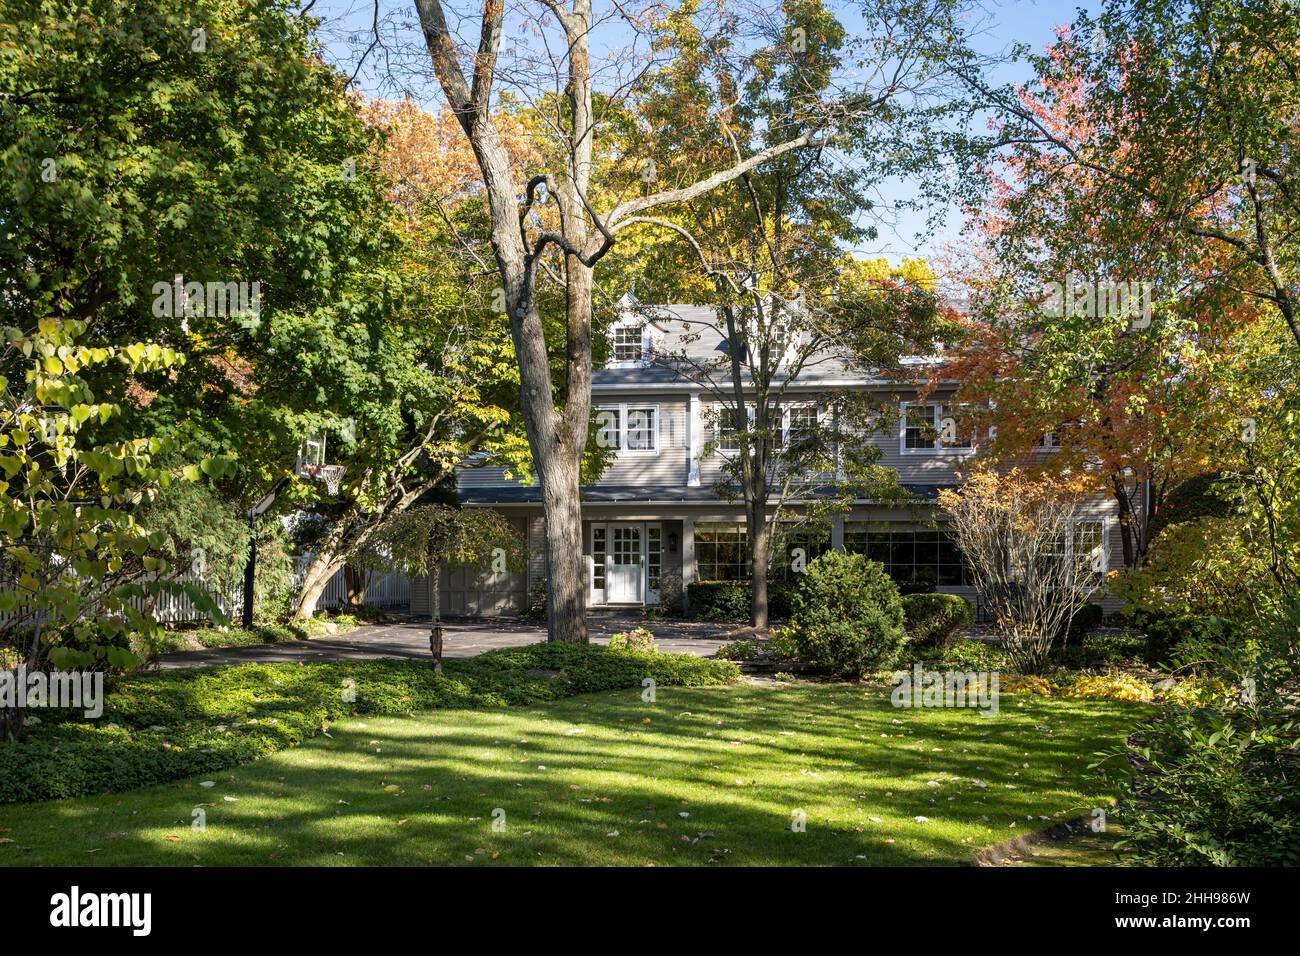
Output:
0,318,224,739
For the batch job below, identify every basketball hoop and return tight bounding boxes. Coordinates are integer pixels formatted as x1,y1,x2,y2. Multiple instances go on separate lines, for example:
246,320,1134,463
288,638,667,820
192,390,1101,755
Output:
317,464,346,495
295,435,344,494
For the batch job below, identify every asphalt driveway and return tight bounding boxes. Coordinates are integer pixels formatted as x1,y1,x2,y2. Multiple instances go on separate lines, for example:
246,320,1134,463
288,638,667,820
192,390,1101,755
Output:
158,616,734,669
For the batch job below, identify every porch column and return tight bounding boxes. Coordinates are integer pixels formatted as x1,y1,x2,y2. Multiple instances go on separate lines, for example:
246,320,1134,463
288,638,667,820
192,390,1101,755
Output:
681,517,696,613
831,515,845,551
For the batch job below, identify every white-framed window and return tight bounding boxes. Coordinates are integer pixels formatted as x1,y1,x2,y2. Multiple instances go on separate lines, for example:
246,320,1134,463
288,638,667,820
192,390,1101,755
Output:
713,404,747,453
783,403,820,447
1035,431,1062,451
610,320,648,365
626,407,657,451
595,403,659,454
900,402,975,455
695,522,750,581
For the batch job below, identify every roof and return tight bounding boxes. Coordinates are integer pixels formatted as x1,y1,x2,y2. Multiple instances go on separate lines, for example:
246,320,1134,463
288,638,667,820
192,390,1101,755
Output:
594,303,944,392
459,482,952,506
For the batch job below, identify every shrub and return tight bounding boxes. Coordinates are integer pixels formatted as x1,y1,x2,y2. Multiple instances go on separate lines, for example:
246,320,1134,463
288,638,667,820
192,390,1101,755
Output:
0,643,738,804
930,638,1008,671
901,593,973,647
788,552,905,676
1101,703,1300,866
1145,614,1238,668
686,581,790,621
1061,671,1154,703
608,627,657,653
1061,603,1105,645
767,627,800,662
716,639,758,661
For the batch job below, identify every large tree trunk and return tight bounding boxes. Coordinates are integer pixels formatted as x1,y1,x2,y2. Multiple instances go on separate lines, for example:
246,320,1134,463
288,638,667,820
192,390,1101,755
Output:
292,479,434,621
539,451,588,642
748,499,770,630
293,513,356,620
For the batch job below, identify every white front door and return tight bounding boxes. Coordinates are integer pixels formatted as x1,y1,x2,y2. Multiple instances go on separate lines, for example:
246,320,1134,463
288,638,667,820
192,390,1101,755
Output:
607,525,644,603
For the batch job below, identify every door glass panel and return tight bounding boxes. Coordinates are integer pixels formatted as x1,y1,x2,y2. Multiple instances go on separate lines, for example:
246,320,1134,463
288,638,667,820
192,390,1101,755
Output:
592,526,607,589
611,527,641,564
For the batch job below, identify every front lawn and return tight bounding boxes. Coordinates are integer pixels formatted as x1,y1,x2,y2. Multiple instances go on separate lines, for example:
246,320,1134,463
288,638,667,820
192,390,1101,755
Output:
0,683,1138,866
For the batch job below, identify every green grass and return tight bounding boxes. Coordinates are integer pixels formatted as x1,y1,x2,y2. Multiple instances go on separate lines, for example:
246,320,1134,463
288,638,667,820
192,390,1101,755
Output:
0,644,738,804
0,683,1139,866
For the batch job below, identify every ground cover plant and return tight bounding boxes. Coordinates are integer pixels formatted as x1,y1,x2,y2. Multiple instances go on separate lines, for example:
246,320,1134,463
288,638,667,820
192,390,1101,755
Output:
0,682,1138,867
0,644,737,804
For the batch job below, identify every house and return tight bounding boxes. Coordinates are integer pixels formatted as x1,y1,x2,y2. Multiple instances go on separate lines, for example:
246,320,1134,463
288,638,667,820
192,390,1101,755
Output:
413,303,1126,618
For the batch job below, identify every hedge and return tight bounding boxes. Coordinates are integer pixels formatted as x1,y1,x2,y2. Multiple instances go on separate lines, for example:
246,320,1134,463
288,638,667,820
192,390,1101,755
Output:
686,580,791,621
900,593,973,646
0,643,738,804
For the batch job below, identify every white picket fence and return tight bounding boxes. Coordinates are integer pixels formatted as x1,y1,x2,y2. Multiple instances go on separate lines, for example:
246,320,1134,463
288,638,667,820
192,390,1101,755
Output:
134,557,412,625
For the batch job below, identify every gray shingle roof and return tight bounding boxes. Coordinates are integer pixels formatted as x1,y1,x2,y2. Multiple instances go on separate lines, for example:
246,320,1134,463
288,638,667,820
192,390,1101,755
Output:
594,303,870,390
459,482,950,505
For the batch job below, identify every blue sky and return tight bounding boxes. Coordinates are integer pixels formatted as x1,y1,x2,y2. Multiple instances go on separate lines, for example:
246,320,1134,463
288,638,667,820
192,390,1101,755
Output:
861,0,1102,260
315,0,1102,261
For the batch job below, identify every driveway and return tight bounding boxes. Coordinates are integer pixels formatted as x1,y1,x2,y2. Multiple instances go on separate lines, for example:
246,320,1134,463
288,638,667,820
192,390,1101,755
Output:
158,617,735,669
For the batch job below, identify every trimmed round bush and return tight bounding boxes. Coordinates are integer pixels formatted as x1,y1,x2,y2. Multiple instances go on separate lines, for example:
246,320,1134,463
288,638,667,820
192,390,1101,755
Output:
788,552,905,676
900,593,973,647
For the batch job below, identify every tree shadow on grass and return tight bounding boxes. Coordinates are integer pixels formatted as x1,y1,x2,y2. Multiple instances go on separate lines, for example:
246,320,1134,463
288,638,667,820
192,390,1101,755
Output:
0,685,1140,867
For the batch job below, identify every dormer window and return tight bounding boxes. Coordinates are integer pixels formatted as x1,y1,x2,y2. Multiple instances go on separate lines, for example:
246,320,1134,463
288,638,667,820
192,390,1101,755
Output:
612,323,646,363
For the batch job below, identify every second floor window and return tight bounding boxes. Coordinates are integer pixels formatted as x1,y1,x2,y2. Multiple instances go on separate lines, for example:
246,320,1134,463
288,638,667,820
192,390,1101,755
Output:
612,323,645,362
904,404,938,449
596,404,658,453
714,405,746,452
784,404,820,447
625,407,657,451
903,403,974,452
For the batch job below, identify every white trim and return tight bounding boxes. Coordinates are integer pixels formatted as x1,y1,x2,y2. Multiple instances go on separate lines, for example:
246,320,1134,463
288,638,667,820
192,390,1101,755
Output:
589,523,608,606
